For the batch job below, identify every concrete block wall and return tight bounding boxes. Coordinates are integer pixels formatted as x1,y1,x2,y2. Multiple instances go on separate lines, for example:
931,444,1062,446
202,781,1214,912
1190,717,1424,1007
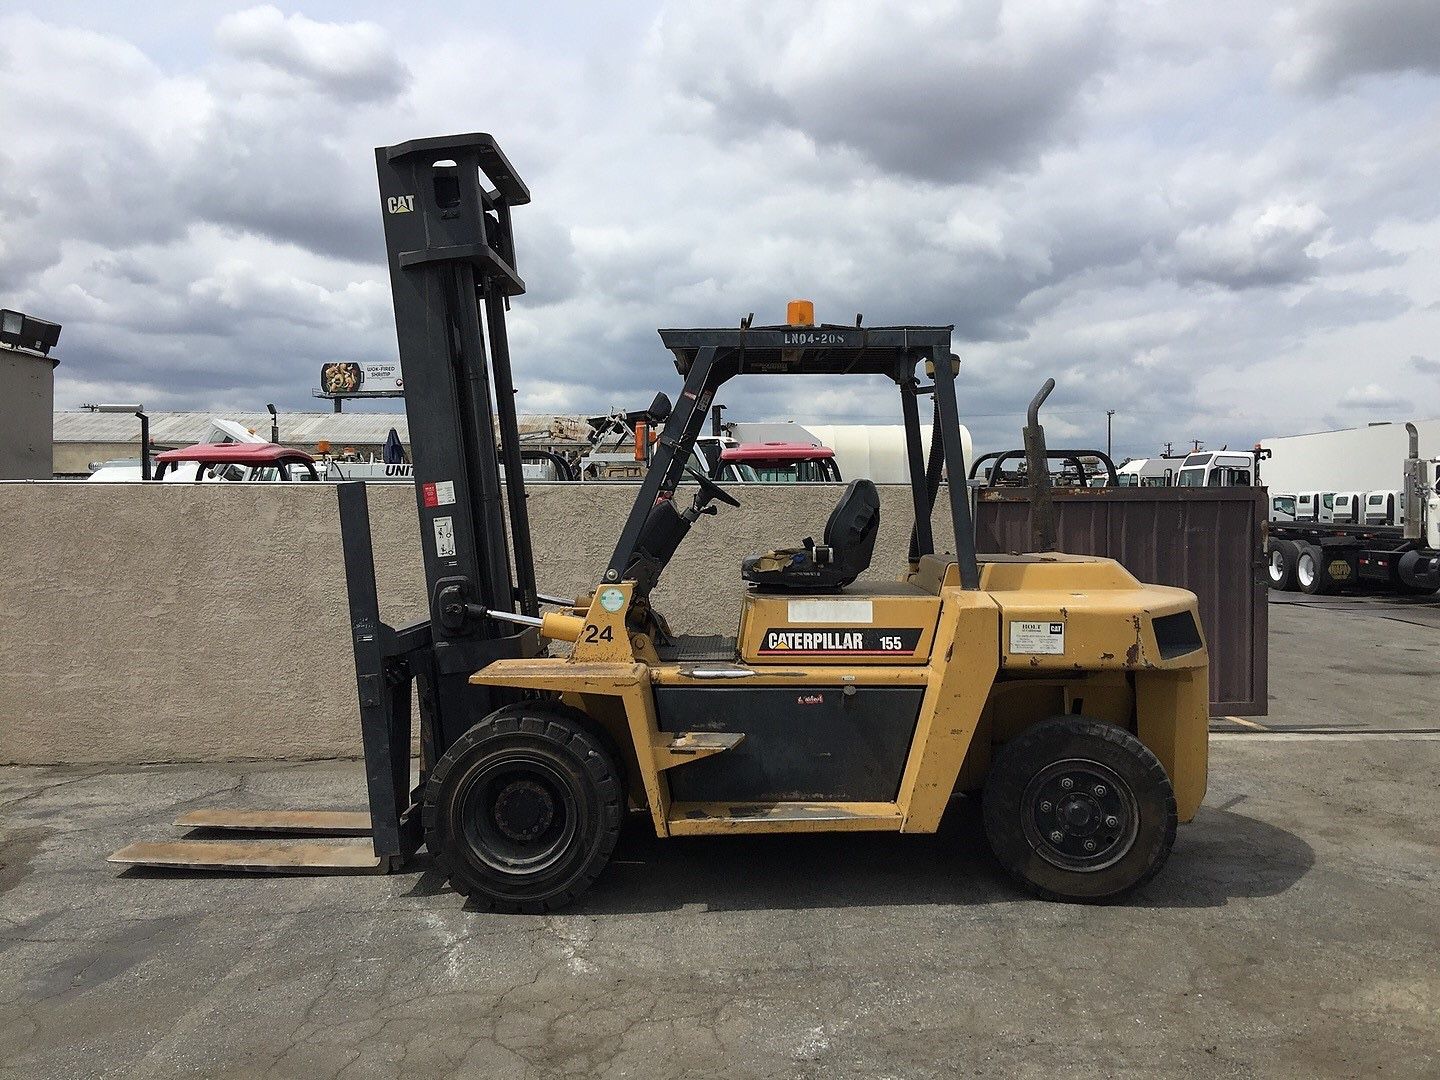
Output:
0,482,953,764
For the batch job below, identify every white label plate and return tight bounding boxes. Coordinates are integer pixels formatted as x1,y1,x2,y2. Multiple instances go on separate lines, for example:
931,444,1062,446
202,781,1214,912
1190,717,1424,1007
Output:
433,516,456,558
787,599,874,624
1009,620,1065,655
434,480,456,506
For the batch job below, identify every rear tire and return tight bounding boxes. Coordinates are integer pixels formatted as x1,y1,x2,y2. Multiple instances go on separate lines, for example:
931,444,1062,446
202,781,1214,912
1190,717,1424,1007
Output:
1296,545,1336,595
424,705,623,913
1266,539,1298,591
982,716,1177,903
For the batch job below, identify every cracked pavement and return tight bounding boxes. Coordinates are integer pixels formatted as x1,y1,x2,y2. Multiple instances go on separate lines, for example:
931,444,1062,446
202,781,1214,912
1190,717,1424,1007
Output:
3,598,1439,1077
2,732,1437,1079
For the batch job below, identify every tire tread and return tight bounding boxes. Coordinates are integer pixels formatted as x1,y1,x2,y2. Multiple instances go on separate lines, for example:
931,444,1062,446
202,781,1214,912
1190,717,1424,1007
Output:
422,703,622,914
982,715,1177,904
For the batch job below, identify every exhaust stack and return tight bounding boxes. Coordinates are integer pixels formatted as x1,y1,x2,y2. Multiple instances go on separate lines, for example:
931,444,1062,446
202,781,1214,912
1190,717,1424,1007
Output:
1024,379,1058,552
1403,422,1422,541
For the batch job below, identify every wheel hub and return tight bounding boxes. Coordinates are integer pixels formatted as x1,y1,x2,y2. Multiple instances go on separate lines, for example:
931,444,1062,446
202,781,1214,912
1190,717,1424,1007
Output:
492,779,555,842
1022,759,1139,871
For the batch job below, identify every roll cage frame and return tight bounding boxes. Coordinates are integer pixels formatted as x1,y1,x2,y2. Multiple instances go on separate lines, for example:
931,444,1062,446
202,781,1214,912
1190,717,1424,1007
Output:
603,325,982,592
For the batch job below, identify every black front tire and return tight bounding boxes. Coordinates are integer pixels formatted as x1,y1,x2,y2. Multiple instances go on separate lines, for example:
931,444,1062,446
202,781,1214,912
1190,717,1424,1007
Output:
424,704,623,913
983,716,1177,903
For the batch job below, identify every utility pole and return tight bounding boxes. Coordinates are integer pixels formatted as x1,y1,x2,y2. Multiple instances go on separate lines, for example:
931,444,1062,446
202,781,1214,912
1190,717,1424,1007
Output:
1106,410,1115,458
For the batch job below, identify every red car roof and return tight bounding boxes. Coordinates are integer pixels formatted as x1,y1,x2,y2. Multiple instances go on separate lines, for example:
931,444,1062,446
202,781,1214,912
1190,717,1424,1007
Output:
155,442,317,465
720,442,835,462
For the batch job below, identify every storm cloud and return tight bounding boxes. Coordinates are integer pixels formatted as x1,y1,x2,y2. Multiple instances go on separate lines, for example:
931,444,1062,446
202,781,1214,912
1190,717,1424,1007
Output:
0,1,1437,454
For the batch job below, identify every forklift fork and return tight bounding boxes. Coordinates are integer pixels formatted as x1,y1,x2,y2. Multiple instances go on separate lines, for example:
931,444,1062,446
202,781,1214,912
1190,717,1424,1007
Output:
110,484,426,875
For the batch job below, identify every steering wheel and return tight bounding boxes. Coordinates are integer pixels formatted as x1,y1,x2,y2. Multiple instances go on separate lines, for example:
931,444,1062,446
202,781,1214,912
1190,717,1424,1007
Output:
684,465,741,508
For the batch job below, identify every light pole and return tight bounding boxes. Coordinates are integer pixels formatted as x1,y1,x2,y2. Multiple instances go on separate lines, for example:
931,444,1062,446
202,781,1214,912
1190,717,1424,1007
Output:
1106,410,1115,459
83,402,150,479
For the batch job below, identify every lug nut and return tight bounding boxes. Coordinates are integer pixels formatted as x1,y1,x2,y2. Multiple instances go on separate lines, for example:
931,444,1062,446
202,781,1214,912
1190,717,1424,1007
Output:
1083,840,1096,852
1105,816,1119,828
1040,801,1053,813
1093,785,1107,796
1049,830,1064,844
1060,778,1074,790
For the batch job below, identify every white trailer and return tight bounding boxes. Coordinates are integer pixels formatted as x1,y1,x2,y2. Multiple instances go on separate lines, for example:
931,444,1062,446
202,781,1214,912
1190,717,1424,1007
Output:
729,421,972,484
1259,419,1440,494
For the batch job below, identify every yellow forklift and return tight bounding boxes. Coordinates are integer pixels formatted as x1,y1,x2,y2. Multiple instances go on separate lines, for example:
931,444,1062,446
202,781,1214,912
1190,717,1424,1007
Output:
113,133,1209,910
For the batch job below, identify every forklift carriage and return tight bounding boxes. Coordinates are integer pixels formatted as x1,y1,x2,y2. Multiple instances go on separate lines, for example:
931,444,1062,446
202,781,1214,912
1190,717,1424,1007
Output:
112,134,1210,910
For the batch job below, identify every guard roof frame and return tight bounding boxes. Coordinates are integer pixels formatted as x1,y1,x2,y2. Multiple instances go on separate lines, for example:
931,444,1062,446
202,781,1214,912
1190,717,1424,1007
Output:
603,321,981,590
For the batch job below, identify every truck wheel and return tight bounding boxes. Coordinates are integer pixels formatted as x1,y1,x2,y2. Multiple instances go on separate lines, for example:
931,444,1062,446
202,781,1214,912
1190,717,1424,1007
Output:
1266,539,1298,591
423,705,623,913
1295,545,1335,595
982,716,1177,903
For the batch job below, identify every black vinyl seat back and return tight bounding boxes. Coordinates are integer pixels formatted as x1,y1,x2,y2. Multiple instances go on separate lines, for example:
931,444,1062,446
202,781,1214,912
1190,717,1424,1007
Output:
823,478,880,571
742,479,881,591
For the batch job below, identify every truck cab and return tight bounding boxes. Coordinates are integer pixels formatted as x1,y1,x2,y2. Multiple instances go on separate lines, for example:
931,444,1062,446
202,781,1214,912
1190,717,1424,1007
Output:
1332,492,1364,524
1364,490,1405,527
1175,451,1255,488
716,442,842,483
1295,491,1335,522
1115,456,1184,487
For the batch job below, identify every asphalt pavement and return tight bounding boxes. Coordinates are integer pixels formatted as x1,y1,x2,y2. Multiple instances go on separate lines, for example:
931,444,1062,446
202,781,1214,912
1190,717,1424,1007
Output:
2,594,1437,1079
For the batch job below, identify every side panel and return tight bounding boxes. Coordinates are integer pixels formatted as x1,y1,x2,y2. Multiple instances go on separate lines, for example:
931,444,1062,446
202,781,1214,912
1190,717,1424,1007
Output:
897,592,1001,831
655,686,923,802
738,590,942,665
1136,669,1210,822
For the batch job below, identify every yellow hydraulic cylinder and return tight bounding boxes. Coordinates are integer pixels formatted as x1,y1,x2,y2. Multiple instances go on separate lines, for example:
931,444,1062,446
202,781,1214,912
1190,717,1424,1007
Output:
539,612,585,643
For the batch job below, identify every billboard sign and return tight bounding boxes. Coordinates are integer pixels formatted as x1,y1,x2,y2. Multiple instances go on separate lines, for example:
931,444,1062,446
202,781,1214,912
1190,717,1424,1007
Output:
317,362,404,398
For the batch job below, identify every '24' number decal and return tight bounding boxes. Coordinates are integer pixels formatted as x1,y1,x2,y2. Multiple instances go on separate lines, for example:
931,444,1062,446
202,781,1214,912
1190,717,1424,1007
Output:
582,625,614,643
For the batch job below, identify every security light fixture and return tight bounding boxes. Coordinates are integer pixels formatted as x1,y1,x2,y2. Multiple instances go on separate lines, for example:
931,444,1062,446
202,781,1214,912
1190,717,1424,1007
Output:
0,309,61,355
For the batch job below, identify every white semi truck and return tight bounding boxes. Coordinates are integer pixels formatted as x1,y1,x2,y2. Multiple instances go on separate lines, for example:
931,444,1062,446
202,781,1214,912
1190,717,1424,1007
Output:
1262,423,1440,595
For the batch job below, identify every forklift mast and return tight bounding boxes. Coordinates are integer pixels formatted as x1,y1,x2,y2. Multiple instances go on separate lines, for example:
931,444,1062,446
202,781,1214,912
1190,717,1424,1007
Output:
329,134,547,864
374,134,538,628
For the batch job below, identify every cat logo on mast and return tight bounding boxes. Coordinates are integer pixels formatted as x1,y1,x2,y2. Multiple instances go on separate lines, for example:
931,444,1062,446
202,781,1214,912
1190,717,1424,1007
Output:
387,195,416,214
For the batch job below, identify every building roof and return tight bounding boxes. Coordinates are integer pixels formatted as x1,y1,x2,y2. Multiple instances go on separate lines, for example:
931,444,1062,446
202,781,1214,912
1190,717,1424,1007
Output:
52,411,592,446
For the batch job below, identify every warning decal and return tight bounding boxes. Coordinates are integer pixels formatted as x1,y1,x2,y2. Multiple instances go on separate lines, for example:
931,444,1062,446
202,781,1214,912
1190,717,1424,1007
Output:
421,480,457,508
1009,620,1065,655
433,516,456,559
759,627,923,656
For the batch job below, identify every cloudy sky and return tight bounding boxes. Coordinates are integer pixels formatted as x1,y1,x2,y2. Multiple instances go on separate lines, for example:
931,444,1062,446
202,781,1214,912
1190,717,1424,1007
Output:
2,1,1438,456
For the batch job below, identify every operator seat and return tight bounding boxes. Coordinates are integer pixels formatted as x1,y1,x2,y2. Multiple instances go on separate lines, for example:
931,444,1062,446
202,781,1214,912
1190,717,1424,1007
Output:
742,479,880,591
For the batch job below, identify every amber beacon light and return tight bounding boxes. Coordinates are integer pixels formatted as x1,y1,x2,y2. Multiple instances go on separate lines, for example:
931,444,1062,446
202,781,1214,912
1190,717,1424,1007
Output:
786,299,815,327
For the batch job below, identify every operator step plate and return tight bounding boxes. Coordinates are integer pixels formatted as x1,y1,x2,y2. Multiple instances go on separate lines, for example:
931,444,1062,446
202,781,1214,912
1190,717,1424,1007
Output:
109,839,384,875
172,809,373,835
667,800,903,835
